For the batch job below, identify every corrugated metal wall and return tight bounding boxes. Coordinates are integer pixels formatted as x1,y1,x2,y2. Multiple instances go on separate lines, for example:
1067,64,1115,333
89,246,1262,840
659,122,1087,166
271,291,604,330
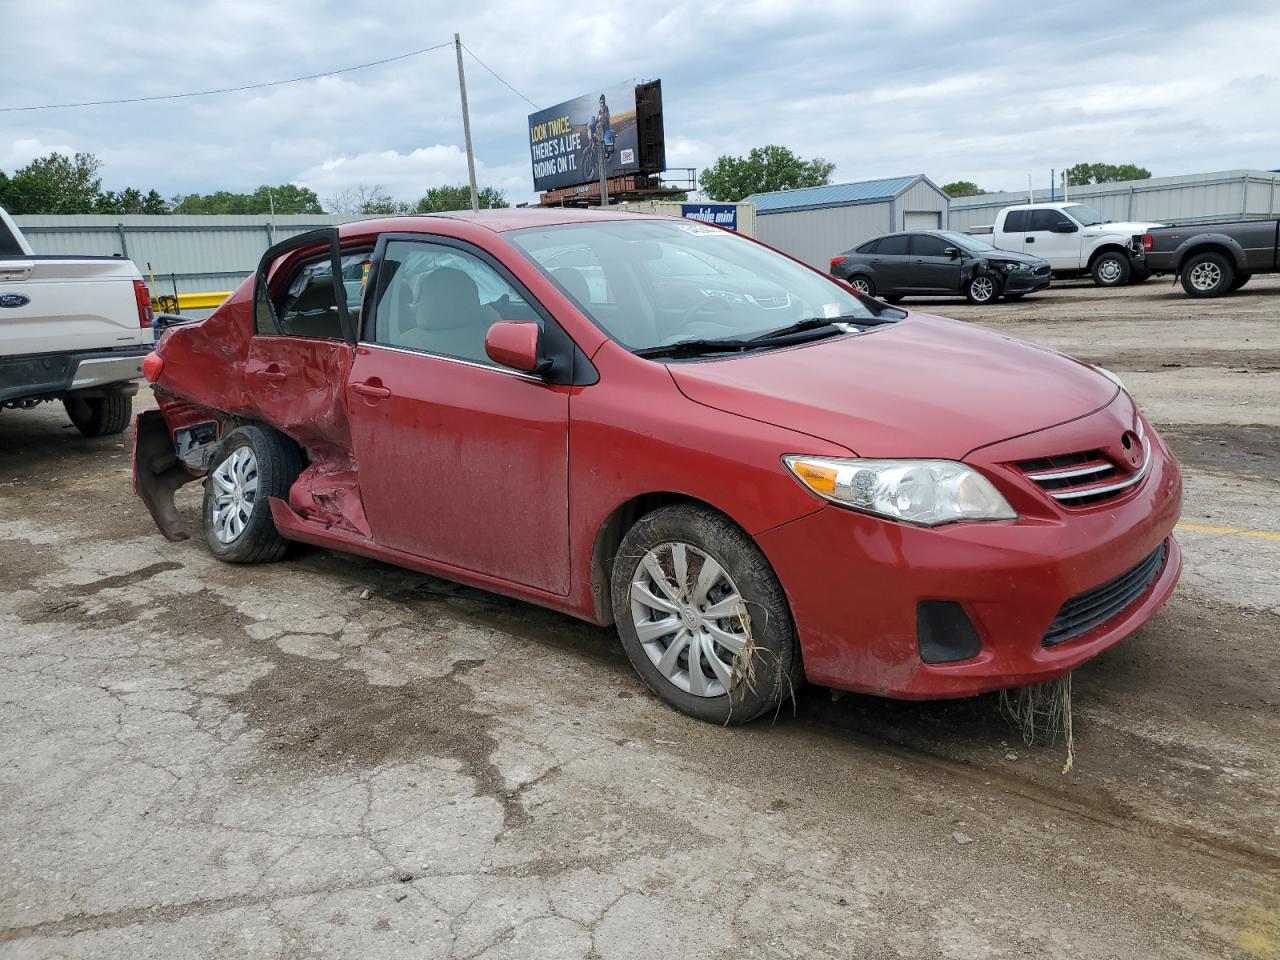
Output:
893,179,950,231
11,214,353,296
754,201,893,269
949,169,1280,231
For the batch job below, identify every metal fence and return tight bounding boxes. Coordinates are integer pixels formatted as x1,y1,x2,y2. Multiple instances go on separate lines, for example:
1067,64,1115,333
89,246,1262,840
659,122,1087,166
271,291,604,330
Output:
949,169,1280,232
11,213,355,297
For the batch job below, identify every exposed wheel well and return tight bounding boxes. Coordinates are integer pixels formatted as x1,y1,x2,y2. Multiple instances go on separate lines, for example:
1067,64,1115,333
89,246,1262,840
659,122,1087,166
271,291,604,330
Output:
1087,244,1130,268
1176,243,1235,274
589,492,729,625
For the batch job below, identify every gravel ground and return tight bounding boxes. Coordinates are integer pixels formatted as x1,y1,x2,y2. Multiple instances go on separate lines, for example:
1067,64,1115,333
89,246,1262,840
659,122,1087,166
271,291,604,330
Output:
1,276,1277,959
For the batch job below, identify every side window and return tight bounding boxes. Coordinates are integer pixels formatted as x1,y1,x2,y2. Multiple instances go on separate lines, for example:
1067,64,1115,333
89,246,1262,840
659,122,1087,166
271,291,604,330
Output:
371,241,537,365
0,221,23,256
876,235,910,256
1029,210,1072,231
263,252,368,339
909,234,950,257
1003,210,1028,233
856,239,879,254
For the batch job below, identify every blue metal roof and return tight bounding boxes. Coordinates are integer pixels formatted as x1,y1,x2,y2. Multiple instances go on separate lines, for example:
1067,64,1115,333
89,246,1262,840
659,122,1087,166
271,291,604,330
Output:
745,175,921,214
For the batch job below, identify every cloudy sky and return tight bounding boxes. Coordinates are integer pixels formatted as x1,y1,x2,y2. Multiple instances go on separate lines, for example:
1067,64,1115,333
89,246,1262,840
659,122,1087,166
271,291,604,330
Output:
5,0,1278,207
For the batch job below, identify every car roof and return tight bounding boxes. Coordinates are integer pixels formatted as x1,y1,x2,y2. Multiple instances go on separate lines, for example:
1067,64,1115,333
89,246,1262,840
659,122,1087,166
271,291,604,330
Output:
336,207,664,239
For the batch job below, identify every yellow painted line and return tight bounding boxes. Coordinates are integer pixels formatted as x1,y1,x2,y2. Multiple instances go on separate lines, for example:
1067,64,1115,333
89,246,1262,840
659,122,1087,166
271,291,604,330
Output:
1177,521,1280,542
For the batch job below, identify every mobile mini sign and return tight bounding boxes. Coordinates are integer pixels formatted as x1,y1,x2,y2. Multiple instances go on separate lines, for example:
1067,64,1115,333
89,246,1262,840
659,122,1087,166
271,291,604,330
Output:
527,80,642,192
681,203,738,231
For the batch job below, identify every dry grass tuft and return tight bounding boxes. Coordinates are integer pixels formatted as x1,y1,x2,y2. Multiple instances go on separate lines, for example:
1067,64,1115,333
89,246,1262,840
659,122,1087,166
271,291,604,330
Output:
999,672,1076,773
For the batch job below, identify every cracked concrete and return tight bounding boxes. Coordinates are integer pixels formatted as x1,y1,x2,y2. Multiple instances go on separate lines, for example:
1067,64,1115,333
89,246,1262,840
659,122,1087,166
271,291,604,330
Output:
3,278,1280,958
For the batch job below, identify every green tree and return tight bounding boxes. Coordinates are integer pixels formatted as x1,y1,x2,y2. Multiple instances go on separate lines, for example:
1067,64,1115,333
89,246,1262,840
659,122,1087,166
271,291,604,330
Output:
698,145,835,202
172,184,322,214
93,188,169,214
0,151,103,214
942,180,985,198
1065,163,1151,186
414,184,509,213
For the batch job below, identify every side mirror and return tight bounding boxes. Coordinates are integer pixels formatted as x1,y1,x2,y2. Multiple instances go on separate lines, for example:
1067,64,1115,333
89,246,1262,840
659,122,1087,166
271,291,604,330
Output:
1052,221,1078,233
943,246,960,258
485,320,547,374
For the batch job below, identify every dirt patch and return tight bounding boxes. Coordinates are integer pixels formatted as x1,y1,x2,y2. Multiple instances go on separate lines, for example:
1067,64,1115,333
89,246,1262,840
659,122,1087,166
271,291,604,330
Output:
1066,348,1280,374
1155,423,1280,482
228,651,529,827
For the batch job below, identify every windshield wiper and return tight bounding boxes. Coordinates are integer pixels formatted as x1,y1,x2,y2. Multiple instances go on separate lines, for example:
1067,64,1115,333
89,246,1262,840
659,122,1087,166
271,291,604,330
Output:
750,318,840,340
633,337,756,359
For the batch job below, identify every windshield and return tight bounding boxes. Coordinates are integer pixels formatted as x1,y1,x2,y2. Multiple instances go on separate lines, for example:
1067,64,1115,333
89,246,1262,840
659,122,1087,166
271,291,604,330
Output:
506,219,878,352
1063,203,1107,226
937,231,996,253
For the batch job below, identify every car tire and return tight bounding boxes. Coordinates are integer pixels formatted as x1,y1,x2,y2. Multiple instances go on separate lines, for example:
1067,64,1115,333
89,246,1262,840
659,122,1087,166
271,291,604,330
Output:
202,424,303,564
1180,252,1235,298
64,394,132,437
1231,271,1253,291
1090,251,1130,287
965,273,1000,304
610,504,801,725
847,275,875,297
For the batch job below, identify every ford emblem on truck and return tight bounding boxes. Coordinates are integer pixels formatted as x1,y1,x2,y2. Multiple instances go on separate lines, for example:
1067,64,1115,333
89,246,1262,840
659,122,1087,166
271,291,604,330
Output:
0,293,31,308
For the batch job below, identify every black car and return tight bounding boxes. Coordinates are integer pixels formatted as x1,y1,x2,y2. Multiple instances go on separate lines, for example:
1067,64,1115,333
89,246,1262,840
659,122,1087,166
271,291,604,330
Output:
829,230,1052,305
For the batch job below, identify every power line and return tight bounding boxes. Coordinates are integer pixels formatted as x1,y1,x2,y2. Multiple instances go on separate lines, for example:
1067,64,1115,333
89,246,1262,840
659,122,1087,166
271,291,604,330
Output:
461,43,540,110
0,41,453,113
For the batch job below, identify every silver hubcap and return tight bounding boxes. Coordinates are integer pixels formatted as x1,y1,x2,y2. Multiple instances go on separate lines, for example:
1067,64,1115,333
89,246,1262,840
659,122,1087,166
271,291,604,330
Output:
630,542,749,699
971,276,994,300
1189,261,1221,291
1098,258,1122,282
210,446,259,543
851,278,870,294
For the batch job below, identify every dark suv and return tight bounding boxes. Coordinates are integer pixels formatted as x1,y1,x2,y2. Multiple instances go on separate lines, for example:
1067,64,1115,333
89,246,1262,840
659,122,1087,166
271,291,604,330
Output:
830,230,1052,305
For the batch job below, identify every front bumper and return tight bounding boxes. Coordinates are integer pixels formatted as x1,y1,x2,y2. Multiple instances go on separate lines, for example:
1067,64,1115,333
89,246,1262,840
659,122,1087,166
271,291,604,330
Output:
757,408,1182,699
1,345,149,404
1002,270,1052,294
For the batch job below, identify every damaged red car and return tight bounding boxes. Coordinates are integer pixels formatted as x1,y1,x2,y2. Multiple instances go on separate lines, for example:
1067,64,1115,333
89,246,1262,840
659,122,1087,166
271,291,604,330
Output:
134,210,1182,724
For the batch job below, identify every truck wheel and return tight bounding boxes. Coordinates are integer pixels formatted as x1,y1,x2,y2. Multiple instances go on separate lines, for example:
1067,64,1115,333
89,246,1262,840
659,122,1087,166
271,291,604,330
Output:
202,425,303,564
847,275,875,296
610,504,801,725
64,394,132,437
1181,252,1235,298
1090,251,1130,287
965,274,1000,304
1231,272,1253,291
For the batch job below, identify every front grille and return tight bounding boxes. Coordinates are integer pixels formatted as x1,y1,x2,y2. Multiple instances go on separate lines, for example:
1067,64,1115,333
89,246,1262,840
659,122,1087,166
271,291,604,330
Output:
1042,541,1168,647
1015,441,1150,507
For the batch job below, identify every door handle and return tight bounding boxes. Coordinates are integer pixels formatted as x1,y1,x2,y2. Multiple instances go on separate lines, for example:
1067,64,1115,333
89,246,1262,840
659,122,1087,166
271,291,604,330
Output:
350,381,391,399
1025,237,1035,243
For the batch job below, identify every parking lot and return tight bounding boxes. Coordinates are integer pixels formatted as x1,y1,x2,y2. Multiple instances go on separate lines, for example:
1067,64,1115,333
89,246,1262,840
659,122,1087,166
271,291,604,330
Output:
1,277,1277,958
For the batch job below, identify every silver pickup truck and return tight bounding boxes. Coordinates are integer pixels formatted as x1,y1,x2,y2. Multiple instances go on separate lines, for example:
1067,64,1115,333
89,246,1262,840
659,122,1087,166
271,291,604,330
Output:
1,206,153,436
1141,218,1280,298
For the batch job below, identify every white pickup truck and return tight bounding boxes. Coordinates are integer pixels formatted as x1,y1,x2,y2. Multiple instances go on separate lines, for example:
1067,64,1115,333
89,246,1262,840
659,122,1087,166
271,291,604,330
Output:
1,206,152,436
986,202,1162,287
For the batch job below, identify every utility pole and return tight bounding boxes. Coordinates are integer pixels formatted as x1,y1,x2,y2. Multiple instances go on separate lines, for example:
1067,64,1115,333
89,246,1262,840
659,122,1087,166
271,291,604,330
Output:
597,136,609,208
454,33,479,213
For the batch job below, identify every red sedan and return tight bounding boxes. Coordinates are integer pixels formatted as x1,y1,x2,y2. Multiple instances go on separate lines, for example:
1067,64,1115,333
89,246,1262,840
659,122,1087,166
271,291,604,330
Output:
134,209,1182,724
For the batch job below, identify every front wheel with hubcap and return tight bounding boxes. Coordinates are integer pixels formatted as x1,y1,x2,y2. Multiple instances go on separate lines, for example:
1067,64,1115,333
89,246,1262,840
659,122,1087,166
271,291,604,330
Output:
202,425,303,563
1091,251,1130,287
965,273,1000,304
1180,251,1234,298
611,504,800,725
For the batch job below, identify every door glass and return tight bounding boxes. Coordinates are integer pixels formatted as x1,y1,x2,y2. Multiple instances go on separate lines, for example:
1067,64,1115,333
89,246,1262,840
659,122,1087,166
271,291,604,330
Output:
909,234,950,257
876,235,910,256
1028,210,1072,231
371,241,537,365
1003,210,1029,233
269,252,367,339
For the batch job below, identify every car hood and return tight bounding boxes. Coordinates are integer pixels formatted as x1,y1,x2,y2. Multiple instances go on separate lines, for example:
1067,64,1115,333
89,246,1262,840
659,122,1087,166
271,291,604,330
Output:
977,248,1048,267
1084,221,1162,237
668,313,1118,460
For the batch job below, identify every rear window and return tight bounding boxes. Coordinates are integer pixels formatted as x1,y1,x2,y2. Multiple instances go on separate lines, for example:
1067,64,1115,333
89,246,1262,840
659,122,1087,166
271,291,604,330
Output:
855,239,879,254
877,235,910,256
0,221,22,256
1003,210,1029,232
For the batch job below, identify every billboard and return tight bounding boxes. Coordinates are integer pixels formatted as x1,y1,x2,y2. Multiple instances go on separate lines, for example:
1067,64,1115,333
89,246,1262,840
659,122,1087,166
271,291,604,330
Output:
528,80,641,192
681,203,738,231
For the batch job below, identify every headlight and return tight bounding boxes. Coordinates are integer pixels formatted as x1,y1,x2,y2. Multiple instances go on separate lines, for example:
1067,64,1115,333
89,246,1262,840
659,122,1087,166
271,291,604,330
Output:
1002,261,1027,271
1091,364,1126,390
783,456,1017,526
